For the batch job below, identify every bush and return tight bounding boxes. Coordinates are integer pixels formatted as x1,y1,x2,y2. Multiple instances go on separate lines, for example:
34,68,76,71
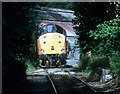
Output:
89,54,110,71
79,54,90,71
79,53,110,70
109,51,120,86
110,52,120,76
25,59,36,73
88,54,110,81
89,19,120,55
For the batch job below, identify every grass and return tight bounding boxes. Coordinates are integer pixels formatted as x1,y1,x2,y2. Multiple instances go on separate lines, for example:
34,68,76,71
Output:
25,60,36,74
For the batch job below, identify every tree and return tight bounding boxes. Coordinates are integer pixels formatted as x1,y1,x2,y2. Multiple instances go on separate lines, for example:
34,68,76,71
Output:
2,2,38,93
89,19,120,82
72,2,120,85
46,2,74,10
72,2,116,53
89,19,120,55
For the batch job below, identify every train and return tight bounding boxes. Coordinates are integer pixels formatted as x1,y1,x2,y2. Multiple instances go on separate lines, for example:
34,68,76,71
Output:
35,8,79,67
37,23,67,67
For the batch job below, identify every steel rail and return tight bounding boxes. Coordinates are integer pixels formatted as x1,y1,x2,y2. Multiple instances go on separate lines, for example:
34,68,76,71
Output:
65,70,97,93
44,68,58,94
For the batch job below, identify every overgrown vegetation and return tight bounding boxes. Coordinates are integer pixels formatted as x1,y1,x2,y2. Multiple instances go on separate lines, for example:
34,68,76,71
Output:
72,2,120,84
3,2,120,91
89,19,120,55
46,2,74,10
72,2,116,53
78,20,120,82
2,3,46,93
26,59,36,73
89,19,120,78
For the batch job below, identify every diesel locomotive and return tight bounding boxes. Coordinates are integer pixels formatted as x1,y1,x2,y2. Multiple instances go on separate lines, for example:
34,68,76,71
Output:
37,23,67,67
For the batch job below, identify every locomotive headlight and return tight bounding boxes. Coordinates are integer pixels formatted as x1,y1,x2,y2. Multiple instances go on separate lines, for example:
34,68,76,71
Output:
39,60,42,63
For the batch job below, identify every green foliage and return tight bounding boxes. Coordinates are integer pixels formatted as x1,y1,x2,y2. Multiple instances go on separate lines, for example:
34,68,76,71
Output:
87,19,120,79
2,3,49,92
26,59,36,73
72,2,120,82
79,54,90,71
89,54,110,71
79,54,110,82
110,51,120,76
46,2,74,10
89,19,120,55
82,19,120,79
3,3,37,63
79,54,110,72
72,2,116,53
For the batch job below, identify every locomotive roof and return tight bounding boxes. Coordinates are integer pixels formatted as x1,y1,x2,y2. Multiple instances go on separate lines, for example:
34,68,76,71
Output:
39,20,76,37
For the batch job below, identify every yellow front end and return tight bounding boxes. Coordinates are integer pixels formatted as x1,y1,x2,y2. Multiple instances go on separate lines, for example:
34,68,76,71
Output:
37,33,66,55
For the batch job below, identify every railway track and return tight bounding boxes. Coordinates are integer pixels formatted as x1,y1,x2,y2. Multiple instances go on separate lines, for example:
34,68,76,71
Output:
42,67,97,94
44,68,58,94
64,69,97,94
27,67,120,94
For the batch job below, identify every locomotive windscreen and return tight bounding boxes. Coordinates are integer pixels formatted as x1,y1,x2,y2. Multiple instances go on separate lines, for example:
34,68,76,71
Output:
38,24,66,36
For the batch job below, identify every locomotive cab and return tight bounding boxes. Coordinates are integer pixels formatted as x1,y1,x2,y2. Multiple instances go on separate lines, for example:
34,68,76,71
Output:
37,24,67,67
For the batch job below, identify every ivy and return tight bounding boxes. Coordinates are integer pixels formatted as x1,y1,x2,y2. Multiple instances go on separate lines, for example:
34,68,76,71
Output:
89,19,120,55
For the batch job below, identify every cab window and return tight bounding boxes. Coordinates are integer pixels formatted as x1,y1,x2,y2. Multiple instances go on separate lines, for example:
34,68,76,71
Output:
39,24,66,36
